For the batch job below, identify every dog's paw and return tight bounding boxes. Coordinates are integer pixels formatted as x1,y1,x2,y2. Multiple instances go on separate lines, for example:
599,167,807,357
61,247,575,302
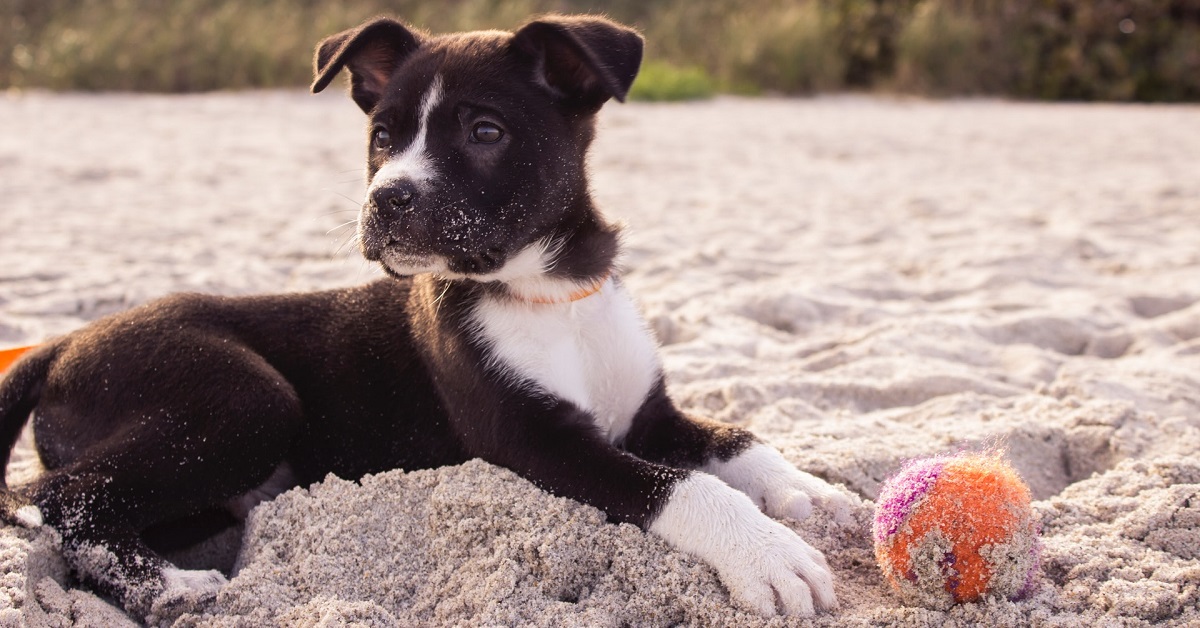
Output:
721,520,837,616
147,568,226,625
14,504,44,528
649,473,837,616
704,443,854,525
1,491,43,528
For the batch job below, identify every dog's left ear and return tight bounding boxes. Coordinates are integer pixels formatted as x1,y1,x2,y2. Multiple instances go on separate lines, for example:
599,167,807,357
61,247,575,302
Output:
512,15,644,107
311,18,423,114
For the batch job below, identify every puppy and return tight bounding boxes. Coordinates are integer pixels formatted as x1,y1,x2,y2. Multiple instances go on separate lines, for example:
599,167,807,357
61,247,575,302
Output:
0,15,850,622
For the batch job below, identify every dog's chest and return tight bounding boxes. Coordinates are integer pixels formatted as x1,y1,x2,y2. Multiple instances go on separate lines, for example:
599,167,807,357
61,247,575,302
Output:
469,280,660,441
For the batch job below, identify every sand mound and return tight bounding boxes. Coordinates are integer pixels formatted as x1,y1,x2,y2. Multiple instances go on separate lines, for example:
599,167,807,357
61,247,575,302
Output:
2,93,1198,626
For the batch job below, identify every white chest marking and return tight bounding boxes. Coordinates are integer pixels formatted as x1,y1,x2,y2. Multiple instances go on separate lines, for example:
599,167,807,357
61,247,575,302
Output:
469,279,661,442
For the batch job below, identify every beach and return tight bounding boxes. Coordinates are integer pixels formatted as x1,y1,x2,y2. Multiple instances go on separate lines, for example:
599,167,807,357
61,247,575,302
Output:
1,91,1198,626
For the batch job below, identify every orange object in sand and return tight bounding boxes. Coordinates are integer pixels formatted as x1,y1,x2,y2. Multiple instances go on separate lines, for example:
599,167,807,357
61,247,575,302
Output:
0,345,37,373
872,452,1041,608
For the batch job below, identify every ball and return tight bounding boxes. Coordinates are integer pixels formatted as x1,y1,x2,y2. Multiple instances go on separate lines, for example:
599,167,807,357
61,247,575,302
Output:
872,452,1041,608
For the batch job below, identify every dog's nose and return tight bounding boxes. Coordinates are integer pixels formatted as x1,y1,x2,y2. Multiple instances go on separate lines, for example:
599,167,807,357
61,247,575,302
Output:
372,183,418,217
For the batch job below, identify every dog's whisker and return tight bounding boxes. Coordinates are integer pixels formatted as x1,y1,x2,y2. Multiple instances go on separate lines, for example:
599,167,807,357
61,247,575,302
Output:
339,234,360,258
432,281,452,316
538,233,569,273
331,192,363,206
332,231,361,259
319,208,360,218
326,219,360,236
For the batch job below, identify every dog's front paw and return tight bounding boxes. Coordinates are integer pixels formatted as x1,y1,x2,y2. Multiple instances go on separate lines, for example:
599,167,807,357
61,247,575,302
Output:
650,473,837,616
721,519,837,616
705,443,854,524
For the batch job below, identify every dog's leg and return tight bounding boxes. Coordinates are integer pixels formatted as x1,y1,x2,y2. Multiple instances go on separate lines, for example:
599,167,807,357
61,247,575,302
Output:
29,357,301,623
34,446,292,623
442,389,835,616
615,386,856,615
33,469,229,620
623,385,854,523
30,468,230,622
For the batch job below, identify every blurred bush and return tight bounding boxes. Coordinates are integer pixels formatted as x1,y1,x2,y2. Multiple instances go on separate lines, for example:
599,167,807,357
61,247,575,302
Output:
727,1,844,94
828,0,920,88
0,0,556,91
895,2,996,95
628,61,716,101
2,0,1198,100
895,0,1200,101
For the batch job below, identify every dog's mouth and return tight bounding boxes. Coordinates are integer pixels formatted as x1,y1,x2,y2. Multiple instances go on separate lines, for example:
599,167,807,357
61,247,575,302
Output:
372,240,511,279
359,203,513,278
359,224,449,276
371,237,606,305
377,246,446,276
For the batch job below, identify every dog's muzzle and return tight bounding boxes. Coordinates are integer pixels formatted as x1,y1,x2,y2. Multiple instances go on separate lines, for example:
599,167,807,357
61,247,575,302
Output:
359,181,511,276
359,180,428,262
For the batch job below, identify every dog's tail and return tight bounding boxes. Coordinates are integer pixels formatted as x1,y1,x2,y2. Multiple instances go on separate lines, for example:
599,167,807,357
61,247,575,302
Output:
0,341,60,527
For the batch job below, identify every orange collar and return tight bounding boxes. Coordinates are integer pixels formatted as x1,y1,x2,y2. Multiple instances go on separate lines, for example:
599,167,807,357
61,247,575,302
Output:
522,273,610,305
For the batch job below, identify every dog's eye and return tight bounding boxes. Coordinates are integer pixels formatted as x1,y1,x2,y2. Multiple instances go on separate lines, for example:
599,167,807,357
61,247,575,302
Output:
471,122,504,144
372,127,391,150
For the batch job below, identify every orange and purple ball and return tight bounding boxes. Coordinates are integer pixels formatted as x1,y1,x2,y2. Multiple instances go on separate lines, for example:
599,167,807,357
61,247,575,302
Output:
872,452,1041,609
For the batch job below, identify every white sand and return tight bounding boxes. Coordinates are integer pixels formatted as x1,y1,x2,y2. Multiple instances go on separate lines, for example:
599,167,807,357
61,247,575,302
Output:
2,91,1198,626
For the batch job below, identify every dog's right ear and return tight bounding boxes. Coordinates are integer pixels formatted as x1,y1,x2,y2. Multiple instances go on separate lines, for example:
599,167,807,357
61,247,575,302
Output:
512,16,643,108
311,18,422,114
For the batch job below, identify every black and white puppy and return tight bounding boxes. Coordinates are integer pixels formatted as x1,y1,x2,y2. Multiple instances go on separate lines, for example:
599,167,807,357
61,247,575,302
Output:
0,15,851,622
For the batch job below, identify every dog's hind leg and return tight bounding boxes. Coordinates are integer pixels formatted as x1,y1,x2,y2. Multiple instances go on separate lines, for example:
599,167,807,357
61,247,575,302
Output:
28,366,302,623
31,438,293,621
32,469,226,621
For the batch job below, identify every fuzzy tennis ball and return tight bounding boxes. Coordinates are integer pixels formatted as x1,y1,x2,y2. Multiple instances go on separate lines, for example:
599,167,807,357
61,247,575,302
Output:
872,452,1041,609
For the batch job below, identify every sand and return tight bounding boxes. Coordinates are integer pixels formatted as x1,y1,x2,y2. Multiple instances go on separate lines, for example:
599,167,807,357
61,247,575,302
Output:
1,91,1198,626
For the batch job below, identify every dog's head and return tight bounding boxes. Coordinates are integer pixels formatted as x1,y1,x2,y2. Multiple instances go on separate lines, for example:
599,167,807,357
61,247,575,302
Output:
312,16,641,295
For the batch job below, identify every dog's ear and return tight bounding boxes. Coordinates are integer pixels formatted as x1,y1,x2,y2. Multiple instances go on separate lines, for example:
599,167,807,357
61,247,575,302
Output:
311,18,422,114
512,15,644,107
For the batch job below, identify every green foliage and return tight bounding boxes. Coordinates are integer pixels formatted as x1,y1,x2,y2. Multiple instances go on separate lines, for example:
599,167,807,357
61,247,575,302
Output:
825,0,919,88
628,61,715,101
3,0,378,91
0,0,561,92
896,0,1200,101
1012,0,1200,102
895,2,993,95
1,0,1198,100
727,2,843,94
